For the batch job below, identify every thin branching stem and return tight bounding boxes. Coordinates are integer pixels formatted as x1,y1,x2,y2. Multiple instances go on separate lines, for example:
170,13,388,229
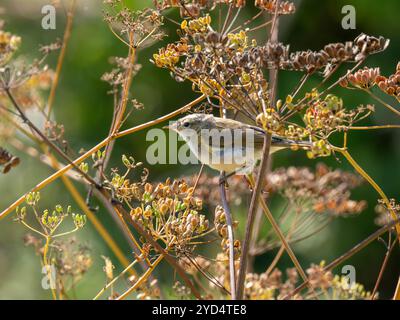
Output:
371,238,396,299
363,88,400,117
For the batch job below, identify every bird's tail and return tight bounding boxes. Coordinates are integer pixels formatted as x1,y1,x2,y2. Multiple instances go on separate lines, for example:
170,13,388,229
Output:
271,136,312,149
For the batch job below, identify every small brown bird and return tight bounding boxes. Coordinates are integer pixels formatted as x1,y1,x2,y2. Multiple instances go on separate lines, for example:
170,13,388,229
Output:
165,113,310,175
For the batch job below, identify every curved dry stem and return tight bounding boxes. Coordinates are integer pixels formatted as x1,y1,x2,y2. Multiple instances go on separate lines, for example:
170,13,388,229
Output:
346,125,400,130
332,147,400,239
46,0,77,118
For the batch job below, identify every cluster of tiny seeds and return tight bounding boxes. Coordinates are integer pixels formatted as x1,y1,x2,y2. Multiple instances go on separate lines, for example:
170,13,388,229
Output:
214,206,241,259
341,67,380,89
103,5,164,47
284,124,307,141
126,275,160,300
306,262,333,290
330,275,373,300
104,155,148,203
307,140,331,159
208,252,240,293
181,14,211,33
297,91,374,158
266,163,366,216
101,56,142,89
375,62,400,98
130,179,209,252
260,34,389,72
238,262,372,300
256,108,283,133
153,43,182,68
303,93,344,132
244,268,298,300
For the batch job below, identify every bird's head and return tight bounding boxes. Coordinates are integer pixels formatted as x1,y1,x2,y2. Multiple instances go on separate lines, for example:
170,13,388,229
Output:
164,113,215,134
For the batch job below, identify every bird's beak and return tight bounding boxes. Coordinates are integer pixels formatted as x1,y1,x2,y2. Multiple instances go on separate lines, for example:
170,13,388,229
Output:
163,122,177,131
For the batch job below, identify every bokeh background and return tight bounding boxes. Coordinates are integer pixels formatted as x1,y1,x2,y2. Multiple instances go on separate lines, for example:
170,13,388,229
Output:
0,0,399,299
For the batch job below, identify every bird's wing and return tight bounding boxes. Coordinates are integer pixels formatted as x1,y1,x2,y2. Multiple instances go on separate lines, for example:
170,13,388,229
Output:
209,119,310,149
205,121,265,149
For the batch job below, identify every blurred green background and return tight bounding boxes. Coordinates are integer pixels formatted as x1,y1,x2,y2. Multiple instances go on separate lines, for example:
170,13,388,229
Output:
0,0,399,299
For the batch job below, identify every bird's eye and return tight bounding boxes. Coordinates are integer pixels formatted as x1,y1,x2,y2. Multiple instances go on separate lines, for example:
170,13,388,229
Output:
183,122,190,128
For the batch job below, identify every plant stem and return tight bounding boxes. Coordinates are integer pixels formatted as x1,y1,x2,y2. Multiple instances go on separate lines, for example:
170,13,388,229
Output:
371,239,396,299
236,133,271,299
46,0,77,118
236,8,280,298
219,174,236,300
117,255,164,300
346,125,400,130
43,236,57,300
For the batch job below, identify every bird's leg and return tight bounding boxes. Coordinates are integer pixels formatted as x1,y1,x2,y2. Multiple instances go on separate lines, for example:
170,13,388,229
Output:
85,186,99,212
244,174,269,196
218,174,230,188
219,164,251,187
